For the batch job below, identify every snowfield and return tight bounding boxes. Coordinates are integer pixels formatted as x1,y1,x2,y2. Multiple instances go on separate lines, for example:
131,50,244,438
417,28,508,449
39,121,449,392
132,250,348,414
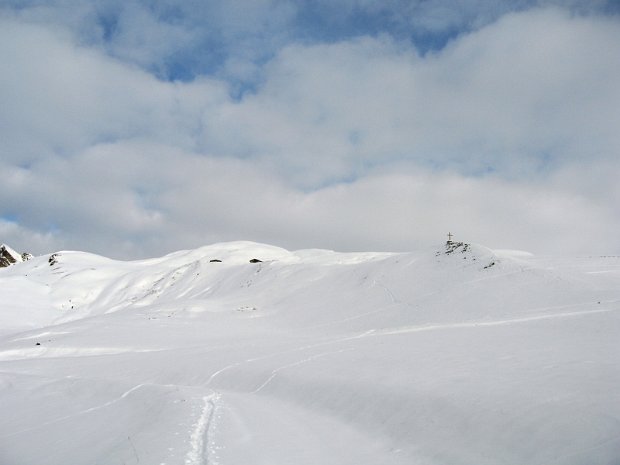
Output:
1,241,619,465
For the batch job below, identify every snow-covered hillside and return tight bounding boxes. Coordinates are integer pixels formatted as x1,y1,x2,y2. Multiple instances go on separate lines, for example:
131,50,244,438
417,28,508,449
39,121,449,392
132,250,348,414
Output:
1,241,619,465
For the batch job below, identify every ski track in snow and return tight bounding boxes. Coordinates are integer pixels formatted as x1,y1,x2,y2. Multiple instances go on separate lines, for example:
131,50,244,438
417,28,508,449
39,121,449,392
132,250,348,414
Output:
205,303,620,393
252,347,355,394
540,433,620,465
372,306,620,337
3,244,620,464
10,331,72,342
204,334,360,387
0,346,165,362
1,383,146,439
185,393,219,465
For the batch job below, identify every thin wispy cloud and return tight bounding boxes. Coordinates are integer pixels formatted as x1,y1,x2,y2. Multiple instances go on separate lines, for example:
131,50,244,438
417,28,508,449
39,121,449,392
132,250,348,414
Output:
1,1,619,257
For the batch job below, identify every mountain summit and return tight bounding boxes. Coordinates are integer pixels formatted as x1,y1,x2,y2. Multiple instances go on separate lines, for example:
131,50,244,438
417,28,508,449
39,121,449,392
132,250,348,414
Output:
0,243,32,268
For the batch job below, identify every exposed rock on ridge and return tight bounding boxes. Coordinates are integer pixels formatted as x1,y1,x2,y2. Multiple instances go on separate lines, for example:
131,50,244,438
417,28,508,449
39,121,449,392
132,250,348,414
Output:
0,244,32,268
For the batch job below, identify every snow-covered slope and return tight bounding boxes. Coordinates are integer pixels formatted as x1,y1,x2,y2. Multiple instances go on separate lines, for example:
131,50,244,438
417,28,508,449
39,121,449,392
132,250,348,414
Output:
1,241,619,465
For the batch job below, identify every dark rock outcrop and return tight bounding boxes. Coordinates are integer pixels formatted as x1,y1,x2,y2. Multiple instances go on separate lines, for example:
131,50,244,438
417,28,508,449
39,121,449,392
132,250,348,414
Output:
0,244,31,268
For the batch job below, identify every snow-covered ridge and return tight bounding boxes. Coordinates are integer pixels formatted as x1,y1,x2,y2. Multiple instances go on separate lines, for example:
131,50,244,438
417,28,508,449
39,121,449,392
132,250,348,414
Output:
0,243,32,268
1,240,619,465
2,240,509,327
0,239,611,331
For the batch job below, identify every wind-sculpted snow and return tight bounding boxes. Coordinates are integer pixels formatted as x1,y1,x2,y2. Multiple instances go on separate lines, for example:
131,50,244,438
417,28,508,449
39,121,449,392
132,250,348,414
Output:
1,241,619,464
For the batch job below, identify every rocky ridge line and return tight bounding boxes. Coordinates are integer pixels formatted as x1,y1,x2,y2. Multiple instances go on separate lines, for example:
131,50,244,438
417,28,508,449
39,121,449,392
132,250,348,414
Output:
0,244,32,268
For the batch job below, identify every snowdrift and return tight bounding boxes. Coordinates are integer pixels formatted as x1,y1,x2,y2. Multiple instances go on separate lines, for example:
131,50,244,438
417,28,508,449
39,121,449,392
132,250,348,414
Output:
1,241,619,464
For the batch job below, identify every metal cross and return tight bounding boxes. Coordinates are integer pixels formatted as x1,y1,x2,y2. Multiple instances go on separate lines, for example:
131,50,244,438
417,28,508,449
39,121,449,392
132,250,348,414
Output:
447,232,453,242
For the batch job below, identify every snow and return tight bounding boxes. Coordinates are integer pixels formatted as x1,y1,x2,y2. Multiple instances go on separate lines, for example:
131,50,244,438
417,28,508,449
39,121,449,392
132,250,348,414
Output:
492,249,535,258
0,241,619,464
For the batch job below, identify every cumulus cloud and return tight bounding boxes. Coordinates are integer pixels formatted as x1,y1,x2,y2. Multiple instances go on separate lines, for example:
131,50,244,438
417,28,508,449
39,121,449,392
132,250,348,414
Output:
7,0,614,81
0,4,619,258
202,8,620,183
0,18,229,160
1,0,298,81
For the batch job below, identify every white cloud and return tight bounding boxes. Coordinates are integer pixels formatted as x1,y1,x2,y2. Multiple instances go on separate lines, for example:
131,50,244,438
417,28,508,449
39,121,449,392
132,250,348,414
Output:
100,2,197,74
1,7,619,258
200,8,620,183
0,18,229,160
1,0,299,81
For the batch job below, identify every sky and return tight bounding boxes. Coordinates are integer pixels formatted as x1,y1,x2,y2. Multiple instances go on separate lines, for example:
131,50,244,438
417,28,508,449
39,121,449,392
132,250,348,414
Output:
1,0,619,259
